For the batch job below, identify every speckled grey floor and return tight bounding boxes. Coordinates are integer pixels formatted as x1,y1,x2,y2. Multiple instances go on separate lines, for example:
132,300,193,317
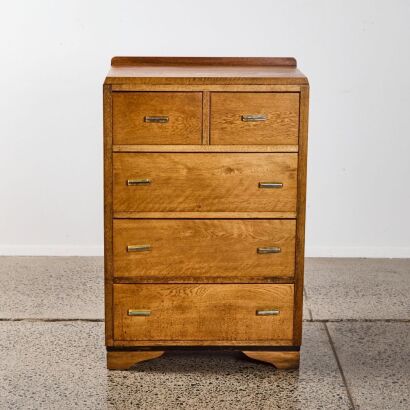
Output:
0,256,103,319
327,322,410,410
0,256,409,409
304,258,410,320
0,322,350,410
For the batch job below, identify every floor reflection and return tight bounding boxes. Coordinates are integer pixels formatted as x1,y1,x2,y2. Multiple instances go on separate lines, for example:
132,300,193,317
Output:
105,350,305,409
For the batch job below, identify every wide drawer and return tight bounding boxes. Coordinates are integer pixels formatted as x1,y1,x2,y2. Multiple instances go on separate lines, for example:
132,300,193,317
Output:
210,92,299,145
113,153,297,212
113,219,295,280
112,92,202,145
113,284,294,341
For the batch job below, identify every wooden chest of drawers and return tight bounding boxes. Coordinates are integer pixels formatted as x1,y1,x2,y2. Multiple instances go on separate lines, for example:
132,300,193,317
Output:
103,57,309,370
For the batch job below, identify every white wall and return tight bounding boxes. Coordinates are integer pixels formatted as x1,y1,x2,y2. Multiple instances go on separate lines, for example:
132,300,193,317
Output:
0,0,409,257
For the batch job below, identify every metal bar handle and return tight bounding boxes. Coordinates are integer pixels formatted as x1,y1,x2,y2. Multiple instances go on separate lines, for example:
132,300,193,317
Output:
258,182,283,189
241,114,267,122
144,116,169,123
257,247,281,254
127,245,151,252
256,309,280,316
127,179,151,186
128,309,151,317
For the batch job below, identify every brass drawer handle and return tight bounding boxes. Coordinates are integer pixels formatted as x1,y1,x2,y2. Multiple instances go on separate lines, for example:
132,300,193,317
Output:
258,182,283,189
127,179,151,186
128,309,151,317
127,245,151,252
241,114,267,122
144,116,169,123
257,247,281,254
256,309,280,316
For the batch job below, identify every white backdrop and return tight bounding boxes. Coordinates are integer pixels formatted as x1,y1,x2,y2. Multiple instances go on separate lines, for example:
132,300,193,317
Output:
0,1,409,257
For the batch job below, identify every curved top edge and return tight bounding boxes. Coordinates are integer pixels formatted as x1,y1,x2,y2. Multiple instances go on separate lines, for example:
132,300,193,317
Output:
111,56,297,68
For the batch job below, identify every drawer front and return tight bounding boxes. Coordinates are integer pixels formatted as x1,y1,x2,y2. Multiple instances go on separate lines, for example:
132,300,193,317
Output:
112,92,202,145
210,92,299,145
113,219,295,280
113,284,294,341
113,153,297,212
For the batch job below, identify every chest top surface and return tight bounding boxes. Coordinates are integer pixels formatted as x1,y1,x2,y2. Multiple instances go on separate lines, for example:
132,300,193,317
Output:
104,56,308,85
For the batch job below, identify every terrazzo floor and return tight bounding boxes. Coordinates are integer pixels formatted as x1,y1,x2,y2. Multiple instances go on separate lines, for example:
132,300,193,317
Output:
0,257,409,409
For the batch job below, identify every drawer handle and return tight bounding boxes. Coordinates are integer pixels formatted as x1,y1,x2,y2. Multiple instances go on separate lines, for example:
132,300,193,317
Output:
144,116,169,123
257,247,281,254
127,179,151,186
127,245,151,252
128,309,151,317
258,182,283,189
241,114,267,122
256,309,280,316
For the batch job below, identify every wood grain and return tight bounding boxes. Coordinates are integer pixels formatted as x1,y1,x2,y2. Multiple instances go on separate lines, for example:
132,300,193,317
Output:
107,351,164,370
202,91,210,144
113,211,296,219
111,340,294,347
113,145,298,153
103,57,309,361
103,84,114,346
111,84,302,92
112,92,202,145
113,219,296,280
113,284,294,341
242,351,300,369
210,93,299,145
113,276,294,284
293,85,310,345
106,66,308,86
111,57,298,67
113,153,298,212
106,57,307,86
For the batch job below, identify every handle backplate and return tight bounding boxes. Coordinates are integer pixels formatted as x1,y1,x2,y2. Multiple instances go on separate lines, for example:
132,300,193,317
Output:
257,247,281,254
241,114,267,122
127,245,151,252
127,179,151,186
144,116,169,123
258,182,283,189
128,309,151,317
256,309,280,316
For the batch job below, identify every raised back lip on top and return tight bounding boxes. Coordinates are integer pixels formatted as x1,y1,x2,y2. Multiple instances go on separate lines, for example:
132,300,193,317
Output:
110,56,297,68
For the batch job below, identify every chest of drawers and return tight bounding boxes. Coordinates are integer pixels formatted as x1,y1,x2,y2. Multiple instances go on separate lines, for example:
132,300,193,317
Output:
103,57,309,370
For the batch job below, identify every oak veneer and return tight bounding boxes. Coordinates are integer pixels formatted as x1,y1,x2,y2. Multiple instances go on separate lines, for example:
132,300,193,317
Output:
211,92,299,145
242,351,300,369
103,57,309,370
113,153,297,213
112,144,299,153
113,284,294,342
113,219,296,280
113,92,202,145
103,84,114,345
113,211,297,219
112,84,302,92
107,351,164,370
105,57,308,85
110,56,298,67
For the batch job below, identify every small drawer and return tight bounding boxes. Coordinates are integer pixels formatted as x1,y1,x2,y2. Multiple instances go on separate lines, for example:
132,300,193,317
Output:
210,92,299,145
113,219,296,280
113,284,294,342
112,92,202,145
113,153,297,212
